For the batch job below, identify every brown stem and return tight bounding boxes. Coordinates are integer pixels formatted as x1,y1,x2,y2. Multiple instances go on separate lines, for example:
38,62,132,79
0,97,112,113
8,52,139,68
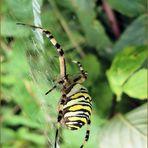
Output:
102,0,120,39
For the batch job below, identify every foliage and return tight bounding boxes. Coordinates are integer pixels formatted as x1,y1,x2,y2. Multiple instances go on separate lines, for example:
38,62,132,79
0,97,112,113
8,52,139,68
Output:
99,103,147,148
1,0,147,148
107,45,146,100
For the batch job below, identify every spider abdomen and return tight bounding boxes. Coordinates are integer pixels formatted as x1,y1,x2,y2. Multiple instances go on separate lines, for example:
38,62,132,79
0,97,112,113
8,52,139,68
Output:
62,84,92,130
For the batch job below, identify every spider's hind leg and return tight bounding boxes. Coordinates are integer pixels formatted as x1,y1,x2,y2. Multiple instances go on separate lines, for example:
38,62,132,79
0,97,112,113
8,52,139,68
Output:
80,119,91,148
55,92,67,148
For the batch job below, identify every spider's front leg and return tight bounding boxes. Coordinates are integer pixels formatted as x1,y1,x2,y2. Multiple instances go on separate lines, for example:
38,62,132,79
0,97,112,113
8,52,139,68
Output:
45,75,69,95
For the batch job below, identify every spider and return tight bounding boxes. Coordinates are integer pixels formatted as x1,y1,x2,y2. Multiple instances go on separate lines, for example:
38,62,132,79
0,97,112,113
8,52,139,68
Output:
17,23,92,148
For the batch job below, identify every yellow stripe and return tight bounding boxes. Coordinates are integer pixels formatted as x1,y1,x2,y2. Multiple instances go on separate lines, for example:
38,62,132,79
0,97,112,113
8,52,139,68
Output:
63,97,84,109
69,105,91,113
71,92,91,100
68,117,87,124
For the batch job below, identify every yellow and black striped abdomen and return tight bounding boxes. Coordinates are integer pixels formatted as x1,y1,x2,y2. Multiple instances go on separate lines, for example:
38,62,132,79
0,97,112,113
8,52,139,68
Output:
63,84,92,130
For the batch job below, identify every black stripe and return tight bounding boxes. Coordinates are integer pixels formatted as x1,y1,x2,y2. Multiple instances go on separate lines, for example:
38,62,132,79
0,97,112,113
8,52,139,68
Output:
59,49,64,56
87,119,91,124
64,112,90,122
66,120,85,127
43,30,55,40
55,43,60,48
65,114,89,122
55,129,59,148
73,76,81,82
78,100,92,106
64,108,91,116
73,120,85,126
69,127,78,130
85,97,92,101
63,103,92,112
57,111,63,122
80,88,87,91
74,115,89,122
76,114,89,120
71,92,89,97
43,30,51,34
64,98,92,109
68,95,88,102
68,93,90,101
70,91,88,99
49,35,54,39
85,130,90,141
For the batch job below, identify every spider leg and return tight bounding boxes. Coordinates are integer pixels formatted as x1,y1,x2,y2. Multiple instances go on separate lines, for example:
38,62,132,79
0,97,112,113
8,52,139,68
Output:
45,85,57,95
17,22,67,79
80,119,91,148
72,61,88,83
54,113,62,148
45,77,68,95
55,93,67,148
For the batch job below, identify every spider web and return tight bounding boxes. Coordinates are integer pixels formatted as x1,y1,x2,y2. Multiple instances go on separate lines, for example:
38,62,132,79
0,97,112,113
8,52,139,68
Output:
2,0,88,147
26,0,61,147
26,37,60,147
17,0,61,147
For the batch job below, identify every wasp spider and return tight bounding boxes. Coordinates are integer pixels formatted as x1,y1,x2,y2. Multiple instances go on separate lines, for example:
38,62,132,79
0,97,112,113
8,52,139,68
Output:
17,23,92,148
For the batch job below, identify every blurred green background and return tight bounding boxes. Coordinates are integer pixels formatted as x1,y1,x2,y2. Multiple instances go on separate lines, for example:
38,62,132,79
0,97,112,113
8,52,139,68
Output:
1,0,147,148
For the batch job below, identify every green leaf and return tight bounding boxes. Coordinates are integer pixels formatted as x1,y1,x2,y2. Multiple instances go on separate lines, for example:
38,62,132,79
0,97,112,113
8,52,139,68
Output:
92,81,113,118
123,69,147,99
113,15,147,55
4,115,42,129
99,103,147,148
107,45,147,100
1,39,43,121
71,0,111,50
3,0,34,20
18,128,45,145
1,127,16,144
1,17,30,37
107,0,147,17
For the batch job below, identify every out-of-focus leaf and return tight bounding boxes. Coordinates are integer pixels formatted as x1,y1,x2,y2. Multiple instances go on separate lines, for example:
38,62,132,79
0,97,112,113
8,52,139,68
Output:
56,0,74,10
123,69,147,99
107,45,146,100
1,17,30,37
2,126,46,147
1,39,42,121
98,103,147,148
112,15,147,55
71,0,112,50
82,54,101,85
1,128,16,143
107,0,147,17
18,128,45,145
92,81,113,117
3,115,42,129
3,0,33,20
